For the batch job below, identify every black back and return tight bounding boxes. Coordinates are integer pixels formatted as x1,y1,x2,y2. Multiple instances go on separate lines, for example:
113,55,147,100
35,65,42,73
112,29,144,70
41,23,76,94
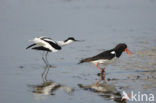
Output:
80,50,116,63
93,50,116,60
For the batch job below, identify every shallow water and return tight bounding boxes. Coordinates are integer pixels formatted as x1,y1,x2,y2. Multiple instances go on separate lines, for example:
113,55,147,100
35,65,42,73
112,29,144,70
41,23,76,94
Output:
0,0,156,103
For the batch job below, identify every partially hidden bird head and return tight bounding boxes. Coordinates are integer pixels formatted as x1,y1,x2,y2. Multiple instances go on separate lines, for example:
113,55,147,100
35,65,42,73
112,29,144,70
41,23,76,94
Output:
114,43,133,57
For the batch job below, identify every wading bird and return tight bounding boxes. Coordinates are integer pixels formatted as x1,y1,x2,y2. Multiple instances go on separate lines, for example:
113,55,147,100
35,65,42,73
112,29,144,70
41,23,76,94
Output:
79,43,133,80
26,36,82,66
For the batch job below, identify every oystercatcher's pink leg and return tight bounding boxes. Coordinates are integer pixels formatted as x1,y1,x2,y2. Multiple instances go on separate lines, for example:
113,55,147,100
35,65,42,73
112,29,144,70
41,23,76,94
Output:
96,63,102,71
96,63,106,80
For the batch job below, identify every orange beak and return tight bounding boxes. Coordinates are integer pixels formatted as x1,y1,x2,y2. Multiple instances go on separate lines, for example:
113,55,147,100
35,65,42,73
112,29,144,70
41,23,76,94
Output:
125,48,133,56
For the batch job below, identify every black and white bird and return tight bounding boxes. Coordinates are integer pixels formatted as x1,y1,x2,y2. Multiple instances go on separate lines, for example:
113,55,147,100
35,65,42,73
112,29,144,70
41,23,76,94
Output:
79,43,133,80
26,36,82,66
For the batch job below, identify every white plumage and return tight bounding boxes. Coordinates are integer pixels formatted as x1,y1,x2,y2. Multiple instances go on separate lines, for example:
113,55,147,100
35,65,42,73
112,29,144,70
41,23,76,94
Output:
91,57,117,66
33,37,59,52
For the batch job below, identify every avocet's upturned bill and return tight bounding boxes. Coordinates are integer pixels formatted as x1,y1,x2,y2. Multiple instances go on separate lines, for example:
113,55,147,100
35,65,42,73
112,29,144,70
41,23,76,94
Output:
79,43,133,82
26,36,82,66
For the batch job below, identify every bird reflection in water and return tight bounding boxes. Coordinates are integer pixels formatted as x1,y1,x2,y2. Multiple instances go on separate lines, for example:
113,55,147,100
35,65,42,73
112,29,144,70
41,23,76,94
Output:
78,72,127,103
30,65,74,96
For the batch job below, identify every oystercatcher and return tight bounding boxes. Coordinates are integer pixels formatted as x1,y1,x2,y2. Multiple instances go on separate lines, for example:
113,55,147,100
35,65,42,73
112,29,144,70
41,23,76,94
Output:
26,36,81,66
79,43,133,80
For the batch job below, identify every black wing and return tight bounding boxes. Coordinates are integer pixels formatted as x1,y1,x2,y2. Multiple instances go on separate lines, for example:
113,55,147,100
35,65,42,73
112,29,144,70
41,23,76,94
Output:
26,44,36,49
32,46,51,52
92,50,115,60
44,40,61,50
79,50,115,63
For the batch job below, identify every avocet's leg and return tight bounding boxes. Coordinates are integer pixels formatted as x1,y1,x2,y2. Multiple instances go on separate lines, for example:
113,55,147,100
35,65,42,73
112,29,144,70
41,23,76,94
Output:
45,51,56,68
42,51,48,66
45,51,49,66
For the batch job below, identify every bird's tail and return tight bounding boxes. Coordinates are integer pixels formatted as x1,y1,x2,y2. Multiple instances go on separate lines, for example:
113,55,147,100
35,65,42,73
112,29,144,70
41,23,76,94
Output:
26,44,36,49
78,60,84,64
78,58,91,64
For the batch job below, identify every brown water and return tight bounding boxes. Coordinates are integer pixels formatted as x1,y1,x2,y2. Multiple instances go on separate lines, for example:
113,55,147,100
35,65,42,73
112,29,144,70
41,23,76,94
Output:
0,0,156,103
